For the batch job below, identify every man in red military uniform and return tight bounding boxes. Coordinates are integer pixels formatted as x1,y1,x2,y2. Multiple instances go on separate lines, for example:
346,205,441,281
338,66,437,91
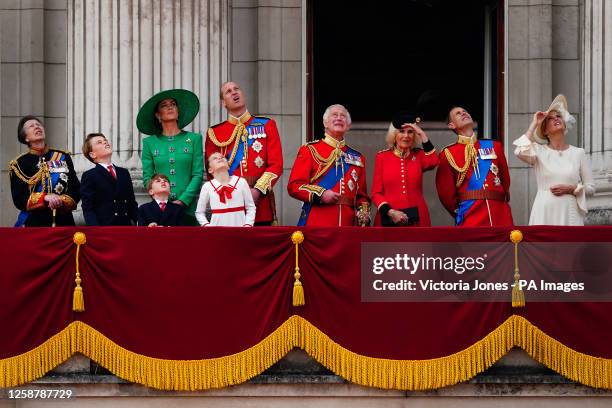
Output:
435,106,513,226
287,104,370,226
205,81,283,225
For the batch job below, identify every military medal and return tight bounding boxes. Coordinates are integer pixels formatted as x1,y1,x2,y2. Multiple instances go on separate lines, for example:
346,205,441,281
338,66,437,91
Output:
351,169,358,182
254,156,264,168
478,147,497,160
252,140,263,153
490,163,501,186
248,126,267,139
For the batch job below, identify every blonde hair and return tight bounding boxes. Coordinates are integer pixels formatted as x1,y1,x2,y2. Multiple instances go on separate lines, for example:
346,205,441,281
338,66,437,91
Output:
385,123,416,149
540,109,576,138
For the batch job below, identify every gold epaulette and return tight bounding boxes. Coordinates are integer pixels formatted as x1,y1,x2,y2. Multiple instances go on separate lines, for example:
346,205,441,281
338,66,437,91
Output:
441,142,457,152
306,139,320,145
377,148,391,154
8,152,28,170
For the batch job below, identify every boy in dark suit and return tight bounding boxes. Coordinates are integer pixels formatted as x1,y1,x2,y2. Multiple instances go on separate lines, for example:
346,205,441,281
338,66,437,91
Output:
80,133,138,226
138,174,183,227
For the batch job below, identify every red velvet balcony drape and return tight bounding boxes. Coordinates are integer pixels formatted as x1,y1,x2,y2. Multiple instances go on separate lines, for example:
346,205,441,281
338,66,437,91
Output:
1,226,611,390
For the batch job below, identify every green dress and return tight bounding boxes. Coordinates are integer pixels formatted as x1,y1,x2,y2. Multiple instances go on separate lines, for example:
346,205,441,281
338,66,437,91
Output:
142,131,204,225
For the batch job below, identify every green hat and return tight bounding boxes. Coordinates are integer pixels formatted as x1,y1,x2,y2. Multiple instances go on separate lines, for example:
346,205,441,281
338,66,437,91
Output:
136,89,200,135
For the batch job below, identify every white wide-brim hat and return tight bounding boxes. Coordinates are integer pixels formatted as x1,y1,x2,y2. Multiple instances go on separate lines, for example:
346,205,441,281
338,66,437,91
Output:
534,94,571,144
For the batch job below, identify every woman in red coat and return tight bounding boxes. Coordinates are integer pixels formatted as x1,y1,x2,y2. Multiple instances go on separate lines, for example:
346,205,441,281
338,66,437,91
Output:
371,113,439,226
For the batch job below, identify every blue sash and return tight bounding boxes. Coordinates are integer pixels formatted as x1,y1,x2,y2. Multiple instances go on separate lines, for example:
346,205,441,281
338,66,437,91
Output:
14,152,67,227
227,118,269,175
297,146,359,226
455,139,494,226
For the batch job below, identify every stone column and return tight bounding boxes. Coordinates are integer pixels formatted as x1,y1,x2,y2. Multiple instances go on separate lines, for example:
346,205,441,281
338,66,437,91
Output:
507,1,554,226
230,0,302,225
67,0,230,179
0,0,68,226
582,0,612,223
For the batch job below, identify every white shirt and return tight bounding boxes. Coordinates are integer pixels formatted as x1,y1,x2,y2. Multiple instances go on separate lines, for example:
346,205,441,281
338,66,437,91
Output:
195,176,256,227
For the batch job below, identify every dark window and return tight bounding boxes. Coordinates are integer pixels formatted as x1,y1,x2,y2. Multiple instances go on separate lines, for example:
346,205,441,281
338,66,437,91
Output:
309,0,502,138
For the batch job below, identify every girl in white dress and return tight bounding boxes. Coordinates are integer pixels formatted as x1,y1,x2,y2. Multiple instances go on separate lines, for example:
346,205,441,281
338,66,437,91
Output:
513,95,595,226
195,152,256,226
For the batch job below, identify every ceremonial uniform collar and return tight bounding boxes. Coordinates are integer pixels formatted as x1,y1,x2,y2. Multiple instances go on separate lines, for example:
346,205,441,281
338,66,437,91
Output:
323,133,345,149
228,111,252,125
29,144,49,156
457,134,477,145
392,146,411,158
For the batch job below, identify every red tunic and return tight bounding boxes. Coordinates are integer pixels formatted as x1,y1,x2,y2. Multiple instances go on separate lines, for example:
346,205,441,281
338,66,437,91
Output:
435,136,513,227
206,112,283,224
371,147,439,226
287,135,369,226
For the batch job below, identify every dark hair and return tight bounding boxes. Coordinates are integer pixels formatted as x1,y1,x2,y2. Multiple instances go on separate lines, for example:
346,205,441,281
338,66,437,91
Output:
82,133,107,164
147,173,170,192
446,106,462,125
154,98,178,132
17,115,43,145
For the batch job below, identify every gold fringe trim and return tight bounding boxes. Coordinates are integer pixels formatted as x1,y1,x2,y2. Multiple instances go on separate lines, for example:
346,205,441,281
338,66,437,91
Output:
0,319,296,390
2,316,612,390
513,315,612,389
298,315,515,390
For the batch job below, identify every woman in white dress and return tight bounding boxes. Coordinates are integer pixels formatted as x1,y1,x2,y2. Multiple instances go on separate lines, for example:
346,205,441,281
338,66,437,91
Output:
195,152,256,226
513,95,595,226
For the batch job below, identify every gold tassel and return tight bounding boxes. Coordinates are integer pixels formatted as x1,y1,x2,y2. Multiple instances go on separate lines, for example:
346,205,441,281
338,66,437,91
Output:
291,231,305,306
72,232,87,312
510,230,525,308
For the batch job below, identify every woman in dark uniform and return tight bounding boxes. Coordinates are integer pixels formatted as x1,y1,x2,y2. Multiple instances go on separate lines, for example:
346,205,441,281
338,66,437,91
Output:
9,115,80,227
